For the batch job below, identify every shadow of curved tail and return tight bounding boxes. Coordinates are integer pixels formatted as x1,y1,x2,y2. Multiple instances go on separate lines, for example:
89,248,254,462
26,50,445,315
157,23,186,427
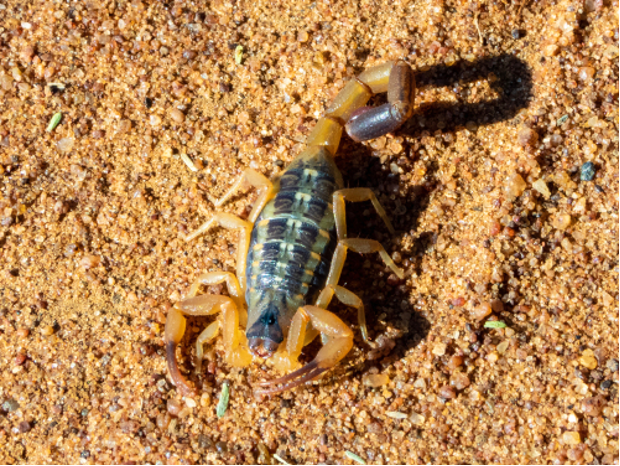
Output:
400,54,533,137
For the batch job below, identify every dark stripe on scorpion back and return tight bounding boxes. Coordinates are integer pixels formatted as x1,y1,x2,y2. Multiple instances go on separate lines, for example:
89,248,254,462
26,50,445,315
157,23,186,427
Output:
279,168,338,203
271,191,330,226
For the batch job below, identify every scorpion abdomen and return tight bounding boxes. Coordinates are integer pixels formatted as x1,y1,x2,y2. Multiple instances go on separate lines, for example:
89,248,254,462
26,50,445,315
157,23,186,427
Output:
245,147,343,348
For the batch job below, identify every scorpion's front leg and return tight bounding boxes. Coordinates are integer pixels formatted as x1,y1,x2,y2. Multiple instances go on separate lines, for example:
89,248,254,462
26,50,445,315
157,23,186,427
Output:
256,306,354,395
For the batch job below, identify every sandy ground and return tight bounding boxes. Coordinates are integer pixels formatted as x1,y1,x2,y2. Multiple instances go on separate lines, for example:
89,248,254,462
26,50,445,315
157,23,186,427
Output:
0,0,618,464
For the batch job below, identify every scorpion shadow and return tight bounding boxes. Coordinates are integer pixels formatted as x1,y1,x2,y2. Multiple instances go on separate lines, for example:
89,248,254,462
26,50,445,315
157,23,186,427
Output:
331,54,532,373
401,54,533,137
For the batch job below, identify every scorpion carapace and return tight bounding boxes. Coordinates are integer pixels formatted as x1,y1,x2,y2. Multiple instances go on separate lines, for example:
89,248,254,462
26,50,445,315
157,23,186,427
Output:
165,60,415,396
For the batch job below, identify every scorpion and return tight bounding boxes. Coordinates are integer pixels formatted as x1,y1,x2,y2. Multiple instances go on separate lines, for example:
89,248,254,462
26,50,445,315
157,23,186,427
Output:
165,60,415,396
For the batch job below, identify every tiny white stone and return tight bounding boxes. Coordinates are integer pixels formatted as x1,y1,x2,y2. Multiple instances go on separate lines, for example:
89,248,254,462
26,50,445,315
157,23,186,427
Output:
432,342,447,356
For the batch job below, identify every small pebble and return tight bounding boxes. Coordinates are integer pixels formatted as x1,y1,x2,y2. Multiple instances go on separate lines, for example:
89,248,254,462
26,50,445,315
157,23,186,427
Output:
497,341,510,354
2,399,20,412
451,297,465,307
432,342,447,357
409,412,425,425
183,50,197,60
544,43,559,57
167,399,182,416
562,431,581,445
197,434,214,449
170,108,185,123
473,302,493,320
578,67,595,81
490,299,504,312
552,213,572,230
580,162,596,181
447,355,464,370
40,325,55,336
56,138,74,153
450,373,471,390
18,421,31,433
439,385,456,399
606,358,618,372
14,353,27,366
504,172,527,199
150,115,162,127
413,378,427,389
532,179,551,198
578,349,598,370
584,0,604,11
486,351,499,363
517,127,538,146
582,396,604,416
80,254,100,269
297,30,309,42
234,45,244,64
362,373,389,387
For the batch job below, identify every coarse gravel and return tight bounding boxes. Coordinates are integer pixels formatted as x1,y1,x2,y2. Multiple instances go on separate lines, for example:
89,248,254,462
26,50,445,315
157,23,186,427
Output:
0,0,618,464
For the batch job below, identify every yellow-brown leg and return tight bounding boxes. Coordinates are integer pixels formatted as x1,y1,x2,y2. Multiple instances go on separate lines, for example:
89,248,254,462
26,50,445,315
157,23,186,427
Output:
326,238,404,288
333,188,395,239
256,306,354,395
184,213,252,294
213,168,274,223
316,284,369,343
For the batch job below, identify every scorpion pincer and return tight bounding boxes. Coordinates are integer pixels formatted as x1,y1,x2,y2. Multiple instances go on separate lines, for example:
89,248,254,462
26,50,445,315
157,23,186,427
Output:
165,60,415,396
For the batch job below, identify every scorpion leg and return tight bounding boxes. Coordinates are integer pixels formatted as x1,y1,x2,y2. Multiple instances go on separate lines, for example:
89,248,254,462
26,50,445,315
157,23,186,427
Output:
315,284,369,343
345,60,416,142
184,212,253,294
333,188,395,239
256,306,353,395
326,238,405,286
213,168,274,223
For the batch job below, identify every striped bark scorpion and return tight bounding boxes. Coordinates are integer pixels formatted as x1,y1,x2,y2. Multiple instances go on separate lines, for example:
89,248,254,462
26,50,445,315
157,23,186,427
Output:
165,61,415,396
